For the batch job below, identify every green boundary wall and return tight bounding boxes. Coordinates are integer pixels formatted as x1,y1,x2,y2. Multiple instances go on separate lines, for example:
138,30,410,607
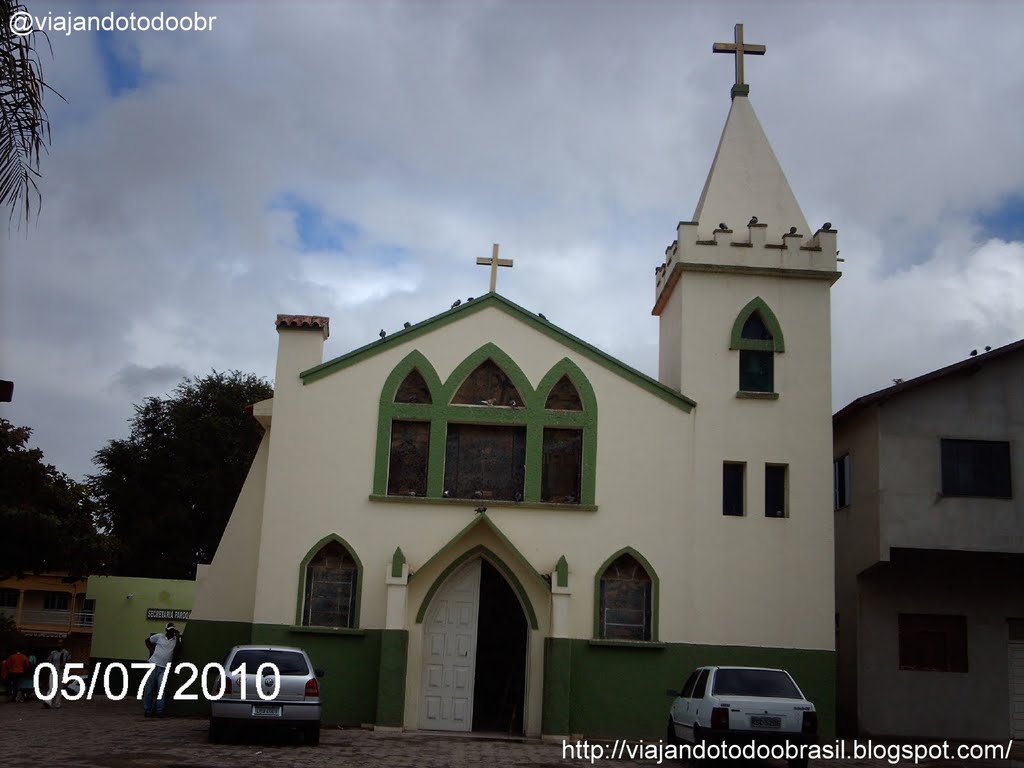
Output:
543,639,835,739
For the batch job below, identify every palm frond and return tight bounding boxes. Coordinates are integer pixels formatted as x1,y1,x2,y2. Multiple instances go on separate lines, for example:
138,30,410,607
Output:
0,0,65,228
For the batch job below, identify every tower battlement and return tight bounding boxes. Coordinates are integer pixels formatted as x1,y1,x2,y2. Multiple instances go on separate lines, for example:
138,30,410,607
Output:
653,220,839,316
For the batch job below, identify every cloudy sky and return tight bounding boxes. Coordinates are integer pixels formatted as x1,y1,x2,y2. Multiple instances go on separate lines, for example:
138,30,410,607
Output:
2,0,1023,481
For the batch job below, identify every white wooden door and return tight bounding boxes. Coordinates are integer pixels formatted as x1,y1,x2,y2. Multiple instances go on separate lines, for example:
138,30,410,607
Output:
1009,641,1024,738
420,559,481,731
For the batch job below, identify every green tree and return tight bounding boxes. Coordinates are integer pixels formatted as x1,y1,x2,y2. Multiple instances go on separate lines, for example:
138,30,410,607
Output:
0,418,116,579
91,371,273,579
1,0,65,225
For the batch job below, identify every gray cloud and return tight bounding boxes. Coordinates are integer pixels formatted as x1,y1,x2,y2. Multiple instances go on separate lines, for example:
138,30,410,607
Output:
2,0,1022,480
112,363,190,399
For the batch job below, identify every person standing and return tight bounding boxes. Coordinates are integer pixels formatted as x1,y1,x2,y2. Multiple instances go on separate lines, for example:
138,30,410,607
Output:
142,623,181,718
42,640,72,709
5,649,29,702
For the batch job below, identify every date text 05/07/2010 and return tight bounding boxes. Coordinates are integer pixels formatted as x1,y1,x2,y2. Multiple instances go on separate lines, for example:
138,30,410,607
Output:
32,662,282,702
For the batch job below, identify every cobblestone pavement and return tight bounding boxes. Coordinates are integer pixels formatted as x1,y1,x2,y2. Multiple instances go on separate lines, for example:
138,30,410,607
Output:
2,698,1022,768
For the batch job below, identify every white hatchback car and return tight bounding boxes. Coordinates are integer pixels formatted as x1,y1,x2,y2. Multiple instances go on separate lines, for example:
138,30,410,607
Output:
666,666,817,768
208,645,323,746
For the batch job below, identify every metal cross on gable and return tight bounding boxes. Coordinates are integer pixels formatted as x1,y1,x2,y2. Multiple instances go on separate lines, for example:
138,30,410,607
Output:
713,23,766,87
476,243,513,293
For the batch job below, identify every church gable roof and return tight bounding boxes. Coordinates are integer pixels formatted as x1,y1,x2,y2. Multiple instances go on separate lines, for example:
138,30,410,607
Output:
299,292,695,412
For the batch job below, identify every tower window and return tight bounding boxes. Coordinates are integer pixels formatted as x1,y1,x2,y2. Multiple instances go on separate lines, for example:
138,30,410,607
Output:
740,350,773,393
723,462,745,516
765,464,787,518
730,298,785,395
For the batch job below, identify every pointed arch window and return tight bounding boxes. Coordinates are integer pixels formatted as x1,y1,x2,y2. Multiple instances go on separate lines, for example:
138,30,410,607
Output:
730,298,785,395
597,552,654,641
301,539,359,628
452,359,524,407
545,375,583,411
374,348,599,506
395,369,432,404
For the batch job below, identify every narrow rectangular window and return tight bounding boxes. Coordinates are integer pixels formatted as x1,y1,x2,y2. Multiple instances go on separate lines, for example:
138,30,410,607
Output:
898,613,967,672
833,454,851,510
541,428,583,504
723,462,745,516
739,350,773,393
387,420,430,497
765,464,787,518
940,439,1011,498
0,589,17,609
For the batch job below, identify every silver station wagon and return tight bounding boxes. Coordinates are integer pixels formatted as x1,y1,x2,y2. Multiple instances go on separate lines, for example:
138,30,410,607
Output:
209,645,323,746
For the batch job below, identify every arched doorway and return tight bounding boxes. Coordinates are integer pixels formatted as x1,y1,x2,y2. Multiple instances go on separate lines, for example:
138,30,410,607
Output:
419,557,528,734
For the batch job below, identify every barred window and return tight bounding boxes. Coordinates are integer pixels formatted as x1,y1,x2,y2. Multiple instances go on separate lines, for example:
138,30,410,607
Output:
302,540,358,628
598,554,652,641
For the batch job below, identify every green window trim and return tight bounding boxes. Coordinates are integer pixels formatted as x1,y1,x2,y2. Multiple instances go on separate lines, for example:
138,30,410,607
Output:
368,494,598,512
294,533,364,629
593,546,660,642
729,297,786,352
414,544,540,630
287,625,366,637
587,639,666,650
373,348,599,505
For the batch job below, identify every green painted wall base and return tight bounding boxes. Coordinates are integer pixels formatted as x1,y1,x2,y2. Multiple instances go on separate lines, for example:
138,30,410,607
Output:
542,637,573,735
376,629,408,727
546,639,835,740
177,619,384,726
178,620,834,737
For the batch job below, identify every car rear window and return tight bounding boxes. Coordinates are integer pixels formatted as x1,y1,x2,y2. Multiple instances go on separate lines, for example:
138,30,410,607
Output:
229,650,310,675
712,669,801,698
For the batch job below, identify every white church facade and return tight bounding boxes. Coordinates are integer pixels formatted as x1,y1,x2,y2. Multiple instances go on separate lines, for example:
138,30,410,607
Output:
182,27,841,738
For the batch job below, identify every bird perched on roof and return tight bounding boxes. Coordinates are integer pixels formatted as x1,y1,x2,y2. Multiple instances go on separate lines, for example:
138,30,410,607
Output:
970,349,978,356
403,322,411,329
474,506,486,515
789,226,797,235
538,313,547,321
748,216,758,226
451,299,462,309
985,346,992,352
467,296,474,302
379,329,386,339
822,222,832,231
718,222,728,230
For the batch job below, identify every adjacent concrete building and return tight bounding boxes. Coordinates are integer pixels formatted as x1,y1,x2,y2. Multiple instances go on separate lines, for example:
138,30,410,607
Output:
834,340,1024,739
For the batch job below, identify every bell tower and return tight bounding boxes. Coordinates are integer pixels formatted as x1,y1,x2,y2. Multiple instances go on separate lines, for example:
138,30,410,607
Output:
653,25,840,653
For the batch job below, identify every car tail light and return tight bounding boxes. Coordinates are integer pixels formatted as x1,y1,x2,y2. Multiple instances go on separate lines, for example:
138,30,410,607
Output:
305,677,320,698
711,707,730,730
802,711,818,734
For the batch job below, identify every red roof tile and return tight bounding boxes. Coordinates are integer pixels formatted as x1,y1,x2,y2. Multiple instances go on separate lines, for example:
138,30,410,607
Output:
276,315,329,339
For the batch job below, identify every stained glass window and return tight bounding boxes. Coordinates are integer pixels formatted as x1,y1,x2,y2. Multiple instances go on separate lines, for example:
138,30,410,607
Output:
303,540,358,628
452,359,523,407
599,554,652,641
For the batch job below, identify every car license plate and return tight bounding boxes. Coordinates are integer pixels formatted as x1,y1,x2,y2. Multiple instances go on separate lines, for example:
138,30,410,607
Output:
252,704,282,717
751,715,781,728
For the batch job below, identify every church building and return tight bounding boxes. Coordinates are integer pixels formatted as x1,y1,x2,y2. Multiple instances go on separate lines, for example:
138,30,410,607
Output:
183,26,841,739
